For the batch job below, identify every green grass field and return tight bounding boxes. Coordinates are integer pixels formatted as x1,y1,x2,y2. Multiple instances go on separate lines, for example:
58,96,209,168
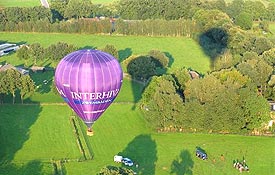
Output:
0,104,274,175
0,32,211,74
0,0,40,7
269,22,275,35
0,32,275,175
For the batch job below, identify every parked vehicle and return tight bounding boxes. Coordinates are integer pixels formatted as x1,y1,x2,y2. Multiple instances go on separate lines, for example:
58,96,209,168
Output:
196,148,207,160
122,158,134,166
114,155,123,163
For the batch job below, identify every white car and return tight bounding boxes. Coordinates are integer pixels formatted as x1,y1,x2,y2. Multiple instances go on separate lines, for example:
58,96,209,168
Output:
114,155,123,163
122,158,134,166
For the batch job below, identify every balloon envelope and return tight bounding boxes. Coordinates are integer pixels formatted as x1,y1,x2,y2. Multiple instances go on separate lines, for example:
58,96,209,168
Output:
55,49,123,128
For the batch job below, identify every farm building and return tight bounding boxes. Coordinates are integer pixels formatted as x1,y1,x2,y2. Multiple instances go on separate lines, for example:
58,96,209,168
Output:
0,63,29,75
0,43,20,57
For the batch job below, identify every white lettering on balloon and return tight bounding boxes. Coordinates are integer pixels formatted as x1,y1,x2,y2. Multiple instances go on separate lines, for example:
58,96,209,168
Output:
70,89,120,100
56,87,120,105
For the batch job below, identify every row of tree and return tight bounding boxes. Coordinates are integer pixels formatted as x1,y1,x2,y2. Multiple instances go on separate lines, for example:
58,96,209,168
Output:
117,0,275,21
17,42,77,66
0,18,200,37
0,0,275,34
1,0,273,22
0,69,35,104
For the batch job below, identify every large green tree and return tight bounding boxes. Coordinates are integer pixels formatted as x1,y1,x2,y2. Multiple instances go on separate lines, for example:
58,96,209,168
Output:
184,74,226,104
3,69,22,104
203,89,245,133
148,50,169,68
0,71,8,103
64,0,93,19
17,45,30,66
243,1,266,21
226,0,245,19
171,67,191,93
141,75,184,129
237,58,273,95
239,88,270,131
235,12,253,30
19,75,35,104
193,9,232,32
262,48,275,66
126,55,156,82
30,43,45,65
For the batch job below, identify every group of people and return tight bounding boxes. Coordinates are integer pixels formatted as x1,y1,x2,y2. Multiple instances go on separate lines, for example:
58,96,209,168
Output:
195,147,250,172
233,159,249,173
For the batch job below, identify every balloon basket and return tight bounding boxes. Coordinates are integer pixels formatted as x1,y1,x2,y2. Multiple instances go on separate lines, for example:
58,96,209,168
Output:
87,129,94,136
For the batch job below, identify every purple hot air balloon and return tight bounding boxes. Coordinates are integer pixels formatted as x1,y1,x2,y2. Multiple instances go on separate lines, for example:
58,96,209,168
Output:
55,49,123,136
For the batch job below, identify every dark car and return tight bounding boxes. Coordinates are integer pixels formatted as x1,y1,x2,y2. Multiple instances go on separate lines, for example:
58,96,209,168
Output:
196,149,207,160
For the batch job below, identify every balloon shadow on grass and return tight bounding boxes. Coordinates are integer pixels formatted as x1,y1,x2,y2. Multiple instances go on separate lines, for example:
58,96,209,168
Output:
119,134,157,175
170,149,194,175
0,105,42,173
198,27,229,70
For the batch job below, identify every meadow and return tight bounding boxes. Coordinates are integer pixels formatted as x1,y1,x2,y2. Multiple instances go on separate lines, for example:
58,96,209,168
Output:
1,0,275,173
0,32,210,73
0,32,275,175
0,103,274,175
0,0,40,7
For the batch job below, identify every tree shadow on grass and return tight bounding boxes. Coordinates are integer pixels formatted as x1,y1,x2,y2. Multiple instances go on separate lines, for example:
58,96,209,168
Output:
29,71,54,94
79,45,96,50
0,160,46,175
164,52,174,68
0,40,8,45
170,149,194,175
118,48,132,63
198,27,229,70
0,104,42,173
119,134,157,175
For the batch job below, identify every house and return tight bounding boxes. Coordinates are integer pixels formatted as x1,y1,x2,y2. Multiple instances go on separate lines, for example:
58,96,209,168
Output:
189,70,200,79
0,63,29,75
30,66,45,72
